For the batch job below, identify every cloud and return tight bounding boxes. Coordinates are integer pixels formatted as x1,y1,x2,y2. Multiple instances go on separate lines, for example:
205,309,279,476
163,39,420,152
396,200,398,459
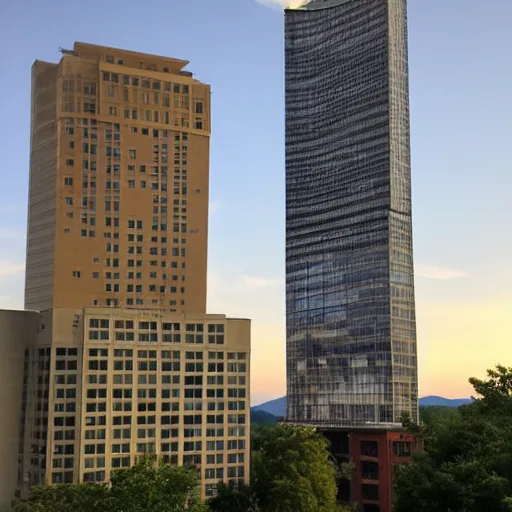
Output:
0,260,25,278
255,0,307,8
415,264,468,280
242,275,283,289
207,269,284,323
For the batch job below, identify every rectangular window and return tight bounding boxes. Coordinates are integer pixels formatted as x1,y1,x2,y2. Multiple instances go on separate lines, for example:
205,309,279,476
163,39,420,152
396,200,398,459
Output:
362,484,380,501
361,461,379,480
392,441,412,457
361,441,378,458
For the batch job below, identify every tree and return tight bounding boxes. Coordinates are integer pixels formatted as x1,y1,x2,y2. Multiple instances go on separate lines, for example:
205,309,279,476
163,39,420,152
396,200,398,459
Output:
208,482,259,512
11,457,205,512
11,484,109,512
209,424,340,512
395,365,512,512
109,457,205,512
419,405,460,427
252,425,338,512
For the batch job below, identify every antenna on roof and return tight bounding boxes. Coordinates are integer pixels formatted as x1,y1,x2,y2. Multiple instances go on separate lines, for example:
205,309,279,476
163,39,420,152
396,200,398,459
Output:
59,47,77,56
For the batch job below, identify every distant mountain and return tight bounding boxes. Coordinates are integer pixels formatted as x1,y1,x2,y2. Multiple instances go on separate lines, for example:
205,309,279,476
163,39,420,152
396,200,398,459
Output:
251,409,278,425
419,396,473,407
252,396,287,417
252,395,473,417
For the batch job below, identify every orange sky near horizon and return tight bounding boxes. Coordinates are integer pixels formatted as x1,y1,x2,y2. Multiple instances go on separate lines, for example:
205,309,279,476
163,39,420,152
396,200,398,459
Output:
207,270,512,406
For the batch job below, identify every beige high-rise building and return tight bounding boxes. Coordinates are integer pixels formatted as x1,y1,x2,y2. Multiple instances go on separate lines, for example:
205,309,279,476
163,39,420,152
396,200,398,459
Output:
26,42,210,314
0,43,251,509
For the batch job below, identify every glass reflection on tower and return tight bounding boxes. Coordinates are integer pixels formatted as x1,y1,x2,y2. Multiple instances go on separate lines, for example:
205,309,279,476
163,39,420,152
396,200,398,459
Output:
285,0,418,425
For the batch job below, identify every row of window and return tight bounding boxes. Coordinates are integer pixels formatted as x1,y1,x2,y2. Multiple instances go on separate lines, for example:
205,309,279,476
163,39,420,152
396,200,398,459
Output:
360,440,412,458
64,118,187,139
89,320,222,332
84,374,244,387
88,332,225,344
91,348,236,359
104,85,194,110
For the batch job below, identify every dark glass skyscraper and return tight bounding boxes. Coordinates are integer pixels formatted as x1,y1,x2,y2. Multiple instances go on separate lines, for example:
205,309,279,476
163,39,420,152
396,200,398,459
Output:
285,0,418,425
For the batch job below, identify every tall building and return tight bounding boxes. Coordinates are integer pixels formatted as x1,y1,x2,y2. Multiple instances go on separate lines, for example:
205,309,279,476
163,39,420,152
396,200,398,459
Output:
285,0,418,427
26,42,210,314
0,43,251,508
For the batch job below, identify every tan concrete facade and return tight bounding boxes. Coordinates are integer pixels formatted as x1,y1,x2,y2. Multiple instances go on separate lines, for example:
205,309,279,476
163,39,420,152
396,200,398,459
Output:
25,42,211,314
0,310,40,510
16,308,250,500
15,43,251,505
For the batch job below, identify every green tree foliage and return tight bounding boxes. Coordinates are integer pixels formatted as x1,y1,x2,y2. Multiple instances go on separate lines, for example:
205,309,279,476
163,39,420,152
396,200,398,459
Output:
208,483,259,512
108,457,205,512
419,405,460,427
13,427,346,512
11,457,205,512
11,484,109,512
210,424,339,512
395,365,512,512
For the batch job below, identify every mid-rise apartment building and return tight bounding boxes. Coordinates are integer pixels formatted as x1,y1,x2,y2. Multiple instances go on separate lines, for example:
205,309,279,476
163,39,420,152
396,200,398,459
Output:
0,43,251,509
14,308,249,501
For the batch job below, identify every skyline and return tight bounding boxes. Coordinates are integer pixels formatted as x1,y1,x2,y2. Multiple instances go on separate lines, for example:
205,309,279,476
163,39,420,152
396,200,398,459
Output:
1,0,511,405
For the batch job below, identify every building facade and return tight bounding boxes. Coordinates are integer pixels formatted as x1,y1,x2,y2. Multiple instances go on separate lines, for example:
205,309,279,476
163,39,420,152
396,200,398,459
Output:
0,310,40,509
16,309,249,501
25,42,210,314
5,43,251,506
322,427,423,512
285,0,418,425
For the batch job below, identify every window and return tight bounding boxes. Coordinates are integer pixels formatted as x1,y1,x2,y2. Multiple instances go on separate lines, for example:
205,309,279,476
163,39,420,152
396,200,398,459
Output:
361,441,378,458
129,149,136,159
66,159,74,167
362,484,380,501
195,102,203,114
361,461,379,480
109,106,117,116
84,83,96,95
392,441,412,457
72,271,81,278
64,177,73,186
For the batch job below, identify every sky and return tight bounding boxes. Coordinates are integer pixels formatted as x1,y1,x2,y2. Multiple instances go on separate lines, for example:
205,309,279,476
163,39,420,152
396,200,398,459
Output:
1,0,511,405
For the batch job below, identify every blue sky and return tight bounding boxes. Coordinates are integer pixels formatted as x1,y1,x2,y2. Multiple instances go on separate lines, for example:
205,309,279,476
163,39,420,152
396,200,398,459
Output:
1,0,511,404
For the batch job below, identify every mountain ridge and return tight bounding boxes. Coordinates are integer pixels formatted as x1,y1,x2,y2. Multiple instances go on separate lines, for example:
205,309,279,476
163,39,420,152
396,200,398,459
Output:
251,395,473,417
